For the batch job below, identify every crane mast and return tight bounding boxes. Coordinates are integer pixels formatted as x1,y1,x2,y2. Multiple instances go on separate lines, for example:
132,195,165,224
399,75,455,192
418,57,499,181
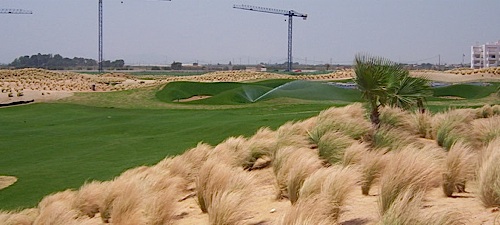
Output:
99,0,103,73
97,0,171,73
233,4,307,72
0,9,33,14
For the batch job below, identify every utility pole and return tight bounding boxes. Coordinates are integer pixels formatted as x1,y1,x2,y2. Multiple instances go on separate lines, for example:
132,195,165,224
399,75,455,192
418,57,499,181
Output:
438,54,441,71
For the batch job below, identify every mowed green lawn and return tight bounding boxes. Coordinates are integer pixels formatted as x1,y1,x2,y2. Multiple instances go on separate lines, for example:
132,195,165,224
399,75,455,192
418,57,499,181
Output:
0,101,332,210
0,79,498,210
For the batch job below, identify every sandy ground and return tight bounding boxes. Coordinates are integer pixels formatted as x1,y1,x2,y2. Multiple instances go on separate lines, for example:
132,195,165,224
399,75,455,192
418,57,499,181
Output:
0,90,73,105
411,71,500,82
0,176,17,190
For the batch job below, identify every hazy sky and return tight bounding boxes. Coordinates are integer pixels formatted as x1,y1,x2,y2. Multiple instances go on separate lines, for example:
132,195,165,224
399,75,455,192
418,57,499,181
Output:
1,0,500,65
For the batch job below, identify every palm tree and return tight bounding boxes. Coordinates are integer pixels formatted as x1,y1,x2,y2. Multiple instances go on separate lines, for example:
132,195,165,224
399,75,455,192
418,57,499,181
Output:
353,54,432,125
387,70,432,113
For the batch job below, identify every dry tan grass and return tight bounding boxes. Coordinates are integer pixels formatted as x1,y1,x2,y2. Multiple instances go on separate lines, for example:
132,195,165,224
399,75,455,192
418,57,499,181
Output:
342,141,370,166
378,187,464,225
0,208,38,225
211,136,249,167
144,188,178,225
360,150,387,195
317,131,356,165
442,141,476,197
475,104,495,119
207,190,250,225
379,146,441,215
372,126,418,151
431,109,475,150
159,142,213,184
379,106,414,132
241,127,276,170
73,180,107,218
34,201,78,225
299,166,357,222
276,196,332,225
378,187,425,225
478,138,500,207
408,110,433,138
195,159,254,213
276,121,313,151
108,180,147,225
309,103,372,143
470,116,500,148
273,146,322,200
37,189,76,212
286,152,323,204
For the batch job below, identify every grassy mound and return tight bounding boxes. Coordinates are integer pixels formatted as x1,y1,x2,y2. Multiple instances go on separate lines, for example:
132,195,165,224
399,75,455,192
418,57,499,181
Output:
432,83,500,99
156,80,362,104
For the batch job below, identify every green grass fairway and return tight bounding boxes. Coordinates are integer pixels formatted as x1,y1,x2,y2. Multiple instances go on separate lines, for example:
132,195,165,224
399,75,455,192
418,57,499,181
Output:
0,102,332,210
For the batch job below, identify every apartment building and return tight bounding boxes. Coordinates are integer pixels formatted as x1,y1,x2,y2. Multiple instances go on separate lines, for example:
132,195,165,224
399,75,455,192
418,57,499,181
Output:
471,41,500,69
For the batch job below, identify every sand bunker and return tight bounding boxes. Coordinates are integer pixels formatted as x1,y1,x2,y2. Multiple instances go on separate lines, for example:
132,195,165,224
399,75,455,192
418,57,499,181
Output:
0,176,17,190
177,95,212,102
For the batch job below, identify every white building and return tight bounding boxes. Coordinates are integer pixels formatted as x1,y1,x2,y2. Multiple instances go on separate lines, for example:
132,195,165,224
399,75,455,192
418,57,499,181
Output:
471,41,500,69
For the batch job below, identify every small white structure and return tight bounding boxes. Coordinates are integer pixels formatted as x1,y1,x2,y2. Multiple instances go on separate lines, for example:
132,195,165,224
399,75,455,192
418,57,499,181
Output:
471,41,500,69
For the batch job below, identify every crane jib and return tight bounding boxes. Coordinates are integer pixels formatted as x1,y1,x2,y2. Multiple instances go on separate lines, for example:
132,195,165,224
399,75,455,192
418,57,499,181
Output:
233,4,308,72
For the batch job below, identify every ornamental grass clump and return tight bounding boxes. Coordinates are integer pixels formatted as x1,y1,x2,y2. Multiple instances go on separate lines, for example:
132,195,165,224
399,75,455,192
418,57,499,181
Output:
379,146,440,215
409,109,433,138
379,106,414,132
360,150,387,195
287,152,323,204
372,126,417,151
317,131,356,165
477,138,500,207
207,190,250,225
299,166,357,222
470,116,500,148
195,159,254,214
378,188,464,225
432,109,474,150
342,141,370,166
309,103,372,143
73,180,107,218
273,146,322,200
276,197,332,225
240,127,276,170
276,121,312,151
442,141,476,197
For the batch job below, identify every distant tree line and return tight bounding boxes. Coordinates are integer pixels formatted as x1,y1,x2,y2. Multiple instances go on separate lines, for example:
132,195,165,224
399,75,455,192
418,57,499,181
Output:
9,53,125,70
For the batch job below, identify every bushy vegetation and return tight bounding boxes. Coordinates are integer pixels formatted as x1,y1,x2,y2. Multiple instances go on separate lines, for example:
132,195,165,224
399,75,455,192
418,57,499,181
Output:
9,53,124,70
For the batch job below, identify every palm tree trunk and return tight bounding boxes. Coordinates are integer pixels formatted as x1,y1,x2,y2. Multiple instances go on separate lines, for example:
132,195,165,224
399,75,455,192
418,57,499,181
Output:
370,101,380,127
